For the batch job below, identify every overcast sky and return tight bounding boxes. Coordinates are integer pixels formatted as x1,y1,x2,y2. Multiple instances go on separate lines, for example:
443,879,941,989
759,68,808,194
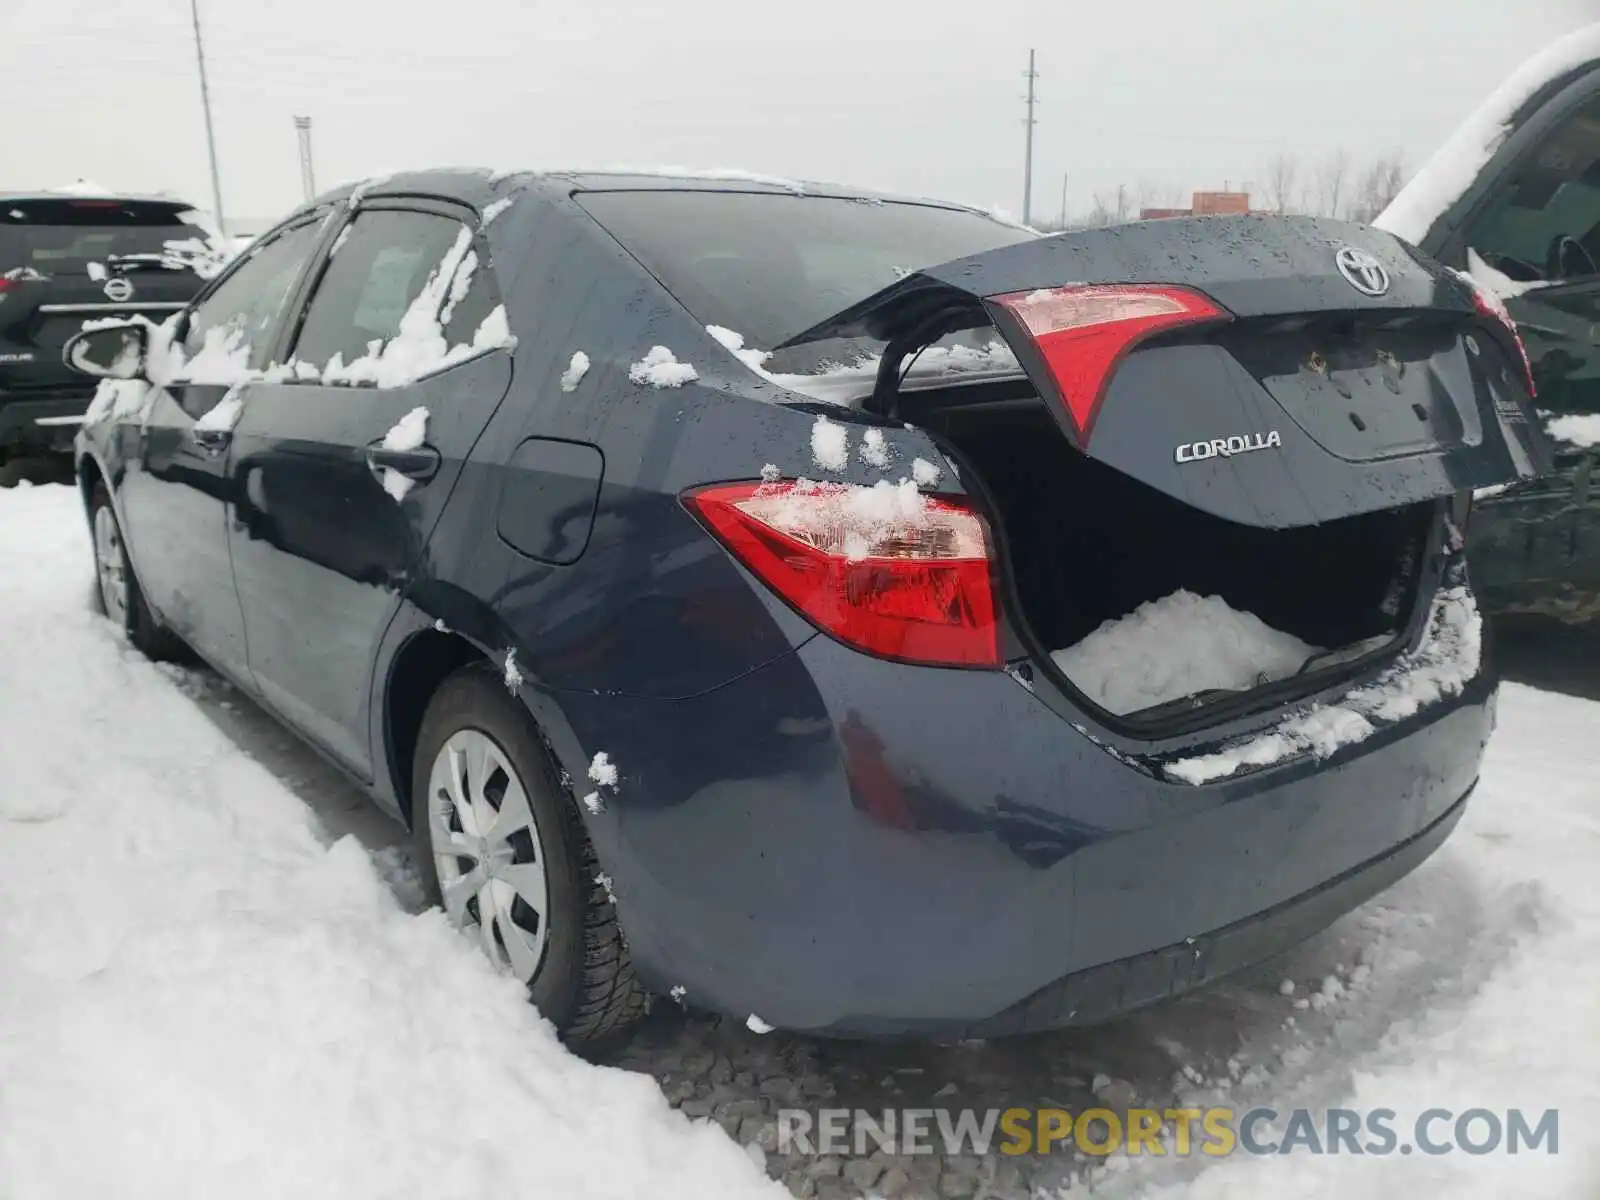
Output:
2,0,1594,230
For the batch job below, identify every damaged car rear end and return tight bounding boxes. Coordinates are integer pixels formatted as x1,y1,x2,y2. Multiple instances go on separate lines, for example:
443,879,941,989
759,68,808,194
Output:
544,186,1551,1036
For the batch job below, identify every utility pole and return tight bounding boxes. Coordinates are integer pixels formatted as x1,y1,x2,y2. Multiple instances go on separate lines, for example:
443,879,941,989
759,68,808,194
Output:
188,0,225,233
1059,172,1069,228
1022,49,1038,226
294,116,317,202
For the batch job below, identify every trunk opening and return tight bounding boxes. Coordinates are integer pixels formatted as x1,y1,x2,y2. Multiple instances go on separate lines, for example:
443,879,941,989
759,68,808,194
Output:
910,392,1438,728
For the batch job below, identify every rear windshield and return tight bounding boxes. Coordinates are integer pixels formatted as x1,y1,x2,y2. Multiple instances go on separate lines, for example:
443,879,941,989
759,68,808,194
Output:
0,199,211,275
577,190,1034,369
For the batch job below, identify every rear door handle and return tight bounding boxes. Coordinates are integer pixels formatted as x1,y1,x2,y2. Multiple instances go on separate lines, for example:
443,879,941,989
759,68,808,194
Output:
366,442,441,483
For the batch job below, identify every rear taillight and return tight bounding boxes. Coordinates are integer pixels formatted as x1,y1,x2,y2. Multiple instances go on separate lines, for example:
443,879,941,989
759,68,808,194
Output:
685,480,1000,668
989,284,1229,440
1466,283,1537,399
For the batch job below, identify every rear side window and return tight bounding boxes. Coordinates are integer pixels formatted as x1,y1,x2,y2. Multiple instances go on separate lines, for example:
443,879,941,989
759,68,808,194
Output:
576,191,1033,366
0,198,212,275
290,210,496,376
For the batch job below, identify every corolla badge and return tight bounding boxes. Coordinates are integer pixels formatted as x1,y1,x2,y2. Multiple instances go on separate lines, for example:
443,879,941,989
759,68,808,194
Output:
1335,246,1390,297
1175,431,1282,463
103,276,133,302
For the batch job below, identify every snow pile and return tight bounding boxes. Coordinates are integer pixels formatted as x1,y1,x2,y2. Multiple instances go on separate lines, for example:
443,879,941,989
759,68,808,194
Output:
587,751,618,788
810,415,849,471
1545,413,1600,448
182,323,253,385
0,485,779,1200
741,478,971,562
1464,247,1548,301
559,350,590,392
502,648,523,694
628,345,698,388
154,235,229,281
911,457,943,488
1378,23,1600,243
705,324,782,377
320,228,515,387
584,751,618,816
1052,591,1322,717
481,196,514,224
4,265,48,283
377,406,429,501
193,386,247,434
859,427,891,468
1165,587,1482,785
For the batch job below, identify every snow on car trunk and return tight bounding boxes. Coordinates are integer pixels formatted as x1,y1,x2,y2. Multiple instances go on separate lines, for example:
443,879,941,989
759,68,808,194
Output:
1051,591,1321,716
0,484,778,1200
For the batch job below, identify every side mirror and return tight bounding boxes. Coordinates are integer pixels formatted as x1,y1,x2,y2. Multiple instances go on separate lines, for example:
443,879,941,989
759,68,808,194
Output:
63,320,150,380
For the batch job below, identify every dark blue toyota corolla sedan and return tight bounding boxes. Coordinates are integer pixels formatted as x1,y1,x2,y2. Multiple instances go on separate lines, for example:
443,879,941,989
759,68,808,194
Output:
65,169,1549,1043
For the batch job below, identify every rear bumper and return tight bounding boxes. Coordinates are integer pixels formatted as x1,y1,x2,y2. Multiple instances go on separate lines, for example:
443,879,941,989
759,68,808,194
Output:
0,394,92,455
552,629,1494,1037
966,787,1469,1035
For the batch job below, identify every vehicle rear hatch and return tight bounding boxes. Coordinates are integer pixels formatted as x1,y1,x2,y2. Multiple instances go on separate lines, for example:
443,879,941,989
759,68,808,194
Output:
1,197,214,401
783,215,1551,727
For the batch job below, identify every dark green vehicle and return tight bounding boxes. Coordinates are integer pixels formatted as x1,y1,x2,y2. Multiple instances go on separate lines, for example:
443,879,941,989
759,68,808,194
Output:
1380,23,1600,623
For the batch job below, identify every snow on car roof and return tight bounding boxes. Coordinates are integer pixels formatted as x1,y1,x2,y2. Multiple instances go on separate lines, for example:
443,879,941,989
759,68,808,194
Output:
1377,23,1600,245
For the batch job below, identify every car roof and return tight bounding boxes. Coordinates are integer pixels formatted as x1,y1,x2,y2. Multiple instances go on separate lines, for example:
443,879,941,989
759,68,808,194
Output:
295,167,1004,223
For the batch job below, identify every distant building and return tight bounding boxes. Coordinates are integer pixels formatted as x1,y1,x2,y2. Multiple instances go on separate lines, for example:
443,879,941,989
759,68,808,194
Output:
1139,190,1254,220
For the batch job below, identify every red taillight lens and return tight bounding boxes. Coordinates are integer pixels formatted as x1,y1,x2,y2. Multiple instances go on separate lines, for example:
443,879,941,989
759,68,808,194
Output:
989,284,1228,440
685,480,1000,668
1467,284,1537,399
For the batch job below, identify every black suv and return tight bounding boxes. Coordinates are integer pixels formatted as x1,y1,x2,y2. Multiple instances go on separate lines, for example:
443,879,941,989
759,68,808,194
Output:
1,193,218,475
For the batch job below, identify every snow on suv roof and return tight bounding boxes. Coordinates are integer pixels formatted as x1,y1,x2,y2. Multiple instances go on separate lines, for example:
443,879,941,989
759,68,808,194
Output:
1377,22,1600,244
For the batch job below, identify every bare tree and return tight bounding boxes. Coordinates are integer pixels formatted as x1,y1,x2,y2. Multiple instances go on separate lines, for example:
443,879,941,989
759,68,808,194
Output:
1265,153,1299,214
1348,153,1408,224
1313,149,1351,219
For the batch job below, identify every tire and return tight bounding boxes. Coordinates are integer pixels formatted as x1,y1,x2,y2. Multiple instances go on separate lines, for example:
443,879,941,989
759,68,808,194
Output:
88,482,186,660
411,666,647,1044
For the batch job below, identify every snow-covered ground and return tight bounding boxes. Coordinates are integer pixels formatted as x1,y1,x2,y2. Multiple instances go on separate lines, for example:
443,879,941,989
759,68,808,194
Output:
0,481,1596,1199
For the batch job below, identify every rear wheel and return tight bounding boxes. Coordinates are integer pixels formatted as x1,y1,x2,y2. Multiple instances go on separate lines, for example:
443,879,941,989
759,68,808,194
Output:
411,667,646,1044
88,482,184,659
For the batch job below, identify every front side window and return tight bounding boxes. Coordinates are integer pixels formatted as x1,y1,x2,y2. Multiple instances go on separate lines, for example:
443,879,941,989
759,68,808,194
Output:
290,209,497,382
180,217,326,373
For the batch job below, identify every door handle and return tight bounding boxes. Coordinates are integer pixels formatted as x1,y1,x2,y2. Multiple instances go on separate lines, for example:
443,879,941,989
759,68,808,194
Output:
366,442,441,483
190,426,232,457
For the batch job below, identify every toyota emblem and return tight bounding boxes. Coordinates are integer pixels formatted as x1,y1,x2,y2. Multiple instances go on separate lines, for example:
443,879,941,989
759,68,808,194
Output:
102,276,134,302
1335,246,1390,297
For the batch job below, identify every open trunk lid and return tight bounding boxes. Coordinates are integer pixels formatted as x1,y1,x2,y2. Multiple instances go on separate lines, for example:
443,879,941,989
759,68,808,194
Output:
783,214,1552,529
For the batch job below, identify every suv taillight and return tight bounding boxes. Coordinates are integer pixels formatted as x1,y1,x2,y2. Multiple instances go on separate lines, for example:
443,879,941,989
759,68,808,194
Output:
685,480,1000,668
989,284,1229,440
